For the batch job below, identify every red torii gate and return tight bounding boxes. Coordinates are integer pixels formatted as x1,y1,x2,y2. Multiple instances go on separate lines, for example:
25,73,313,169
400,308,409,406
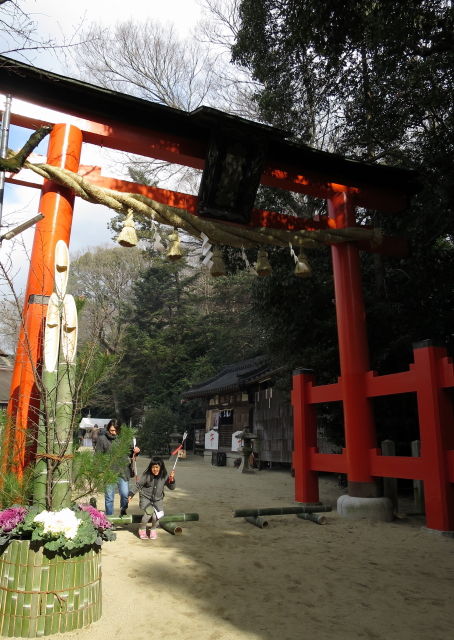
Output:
1,58,453,532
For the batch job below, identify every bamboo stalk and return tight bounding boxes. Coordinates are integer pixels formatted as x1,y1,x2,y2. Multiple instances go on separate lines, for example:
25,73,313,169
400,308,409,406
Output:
233,506,332,517
72,553,81,631
96,551,102,622
38,548,50,637
107,512,199,525
44,553,56,636
6,540,21,637
297,513,327,525
30,544,43,638
53,294,77,510
85,551,92,627
13,540,28,637
58,554,69,634
81,553,88,628
0,544,13,633
84,552,91,627
244,516,269,529
19,542,35,637
50,554,64,635
159,522,183,535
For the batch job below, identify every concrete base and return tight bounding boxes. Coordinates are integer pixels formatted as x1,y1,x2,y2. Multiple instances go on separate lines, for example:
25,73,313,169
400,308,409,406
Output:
422,527,454,539
337,495,394,522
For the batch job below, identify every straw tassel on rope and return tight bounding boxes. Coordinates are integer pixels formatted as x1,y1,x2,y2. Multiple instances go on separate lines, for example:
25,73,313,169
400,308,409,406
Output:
117,209,138,247
210,245,226,277
256,246,272,277
167,228,184,261
294,249,312,278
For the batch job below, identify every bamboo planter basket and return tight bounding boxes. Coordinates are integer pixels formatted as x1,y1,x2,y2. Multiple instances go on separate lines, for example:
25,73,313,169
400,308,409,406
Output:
0,540,102,637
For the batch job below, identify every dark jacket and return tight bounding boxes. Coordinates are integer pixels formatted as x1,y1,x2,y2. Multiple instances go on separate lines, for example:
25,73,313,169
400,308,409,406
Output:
95,433,134,481
128,471,175,513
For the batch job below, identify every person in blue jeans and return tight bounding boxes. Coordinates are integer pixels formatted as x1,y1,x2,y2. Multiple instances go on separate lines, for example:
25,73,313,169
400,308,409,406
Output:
95,419,140,516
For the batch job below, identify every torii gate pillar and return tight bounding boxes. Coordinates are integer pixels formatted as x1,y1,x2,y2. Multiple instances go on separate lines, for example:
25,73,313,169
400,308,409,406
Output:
7,124,82,475
328,192,381,498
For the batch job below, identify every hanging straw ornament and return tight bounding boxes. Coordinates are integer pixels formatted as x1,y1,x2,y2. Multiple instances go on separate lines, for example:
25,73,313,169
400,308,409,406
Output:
294,248,312,278
167,228,184,261
210,245,226,277
117,209,138,247
256,246,272,277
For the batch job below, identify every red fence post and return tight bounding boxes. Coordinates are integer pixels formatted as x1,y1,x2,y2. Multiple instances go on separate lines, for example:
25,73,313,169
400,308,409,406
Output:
413,340,454,532
292,369,319,503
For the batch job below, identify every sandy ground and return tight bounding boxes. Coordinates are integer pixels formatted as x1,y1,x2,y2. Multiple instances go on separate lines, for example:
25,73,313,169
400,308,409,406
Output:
52,453,453,640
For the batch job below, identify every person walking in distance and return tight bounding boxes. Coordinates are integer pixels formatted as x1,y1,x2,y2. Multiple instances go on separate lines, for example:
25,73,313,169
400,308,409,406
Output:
128,456,175,539
96,419,140,516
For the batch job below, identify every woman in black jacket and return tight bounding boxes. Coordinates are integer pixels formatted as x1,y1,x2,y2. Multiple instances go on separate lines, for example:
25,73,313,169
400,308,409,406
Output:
96,420,140,516
128,456,175,539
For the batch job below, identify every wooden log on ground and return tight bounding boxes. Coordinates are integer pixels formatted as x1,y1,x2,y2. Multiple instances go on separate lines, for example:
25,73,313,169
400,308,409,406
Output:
233,506,332,517
297,513,327,525
244,516,269,529
159,521,183,535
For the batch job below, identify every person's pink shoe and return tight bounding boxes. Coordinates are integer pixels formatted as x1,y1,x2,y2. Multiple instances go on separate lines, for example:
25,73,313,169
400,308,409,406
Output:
149,530,157,539
139,529,148,540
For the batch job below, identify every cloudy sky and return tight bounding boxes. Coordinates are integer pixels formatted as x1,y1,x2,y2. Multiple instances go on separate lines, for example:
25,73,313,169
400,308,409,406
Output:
1,0,207,295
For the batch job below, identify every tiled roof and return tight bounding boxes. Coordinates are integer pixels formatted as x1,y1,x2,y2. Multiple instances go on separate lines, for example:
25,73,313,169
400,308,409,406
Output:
182,357,285,398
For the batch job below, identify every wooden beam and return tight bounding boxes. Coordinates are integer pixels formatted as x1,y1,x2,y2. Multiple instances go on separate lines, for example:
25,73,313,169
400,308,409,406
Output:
10,111,410,213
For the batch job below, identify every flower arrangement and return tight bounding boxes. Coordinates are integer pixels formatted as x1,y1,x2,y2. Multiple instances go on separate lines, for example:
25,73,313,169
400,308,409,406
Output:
0,504,116,557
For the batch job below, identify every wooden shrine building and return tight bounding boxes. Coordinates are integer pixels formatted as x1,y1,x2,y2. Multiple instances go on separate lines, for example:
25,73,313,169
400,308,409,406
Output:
183,357,288,465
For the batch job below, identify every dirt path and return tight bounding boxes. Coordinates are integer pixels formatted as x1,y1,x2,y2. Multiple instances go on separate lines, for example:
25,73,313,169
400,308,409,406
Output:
55,454,453,640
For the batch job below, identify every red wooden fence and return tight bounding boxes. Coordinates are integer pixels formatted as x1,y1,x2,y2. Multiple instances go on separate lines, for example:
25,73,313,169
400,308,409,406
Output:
292,340,454,531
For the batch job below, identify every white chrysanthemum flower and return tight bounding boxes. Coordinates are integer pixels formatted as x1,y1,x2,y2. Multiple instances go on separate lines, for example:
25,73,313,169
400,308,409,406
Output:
34,508,81,539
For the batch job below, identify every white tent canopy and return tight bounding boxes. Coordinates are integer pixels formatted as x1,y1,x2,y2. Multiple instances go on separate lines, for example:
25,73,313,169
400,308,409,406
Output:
78,418,112,446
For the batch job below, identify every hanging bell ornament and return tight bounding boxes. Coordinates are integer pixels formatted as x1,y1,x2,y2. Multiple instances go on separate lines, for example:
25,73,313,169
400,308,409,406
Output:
167,229,184,261
210,245,226,277
256,246,272,277
117,209,138,247
294,249,312,278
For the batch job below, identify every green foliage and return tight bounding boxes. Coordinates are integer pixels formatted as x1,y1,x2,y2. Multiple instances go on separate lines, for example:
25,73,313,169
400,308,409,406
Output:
139,406,177,456
0,412,36,508
104,253,262,424
230,0,454,445
72,426,136,502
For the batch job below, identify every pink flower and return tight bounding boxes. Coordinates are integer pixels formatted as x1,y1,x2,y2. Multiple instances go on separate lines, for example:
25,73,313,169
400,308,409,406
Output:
78,505,112,530
0,507,27,533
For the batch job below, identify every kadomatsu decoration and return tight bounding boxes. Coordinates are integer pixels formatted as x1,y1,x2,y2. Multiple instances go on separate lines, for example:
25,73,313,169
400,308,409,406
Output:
0,242,116,638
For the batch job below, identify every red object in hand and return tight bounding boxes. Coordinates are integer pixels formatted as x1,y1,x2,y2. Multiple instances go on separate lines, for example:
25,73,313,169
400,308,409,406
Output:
171,444,183,456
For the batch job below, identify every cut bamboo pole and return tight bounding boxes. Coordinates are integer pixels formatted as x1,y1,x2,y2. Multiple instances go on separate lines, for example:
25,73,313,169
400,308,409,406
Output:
36,292,60,510
107,512,199,525
13,542,25,637
30,544,43,638
233,506,332,517
51,554,64,635
53,294,78,509
54,240,70,300
159,522,183,535
5,540,20,636
73,553,81,631
38,547,50,637
43,551,57,636
244,516,269,529
20,542,35,637
297,513,327,525
0,544,13,633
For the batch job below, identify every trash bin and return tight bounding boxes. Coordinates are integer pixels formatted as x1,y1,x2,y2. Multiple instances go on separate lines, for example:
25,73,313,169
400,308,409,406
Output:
212,451,226,466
